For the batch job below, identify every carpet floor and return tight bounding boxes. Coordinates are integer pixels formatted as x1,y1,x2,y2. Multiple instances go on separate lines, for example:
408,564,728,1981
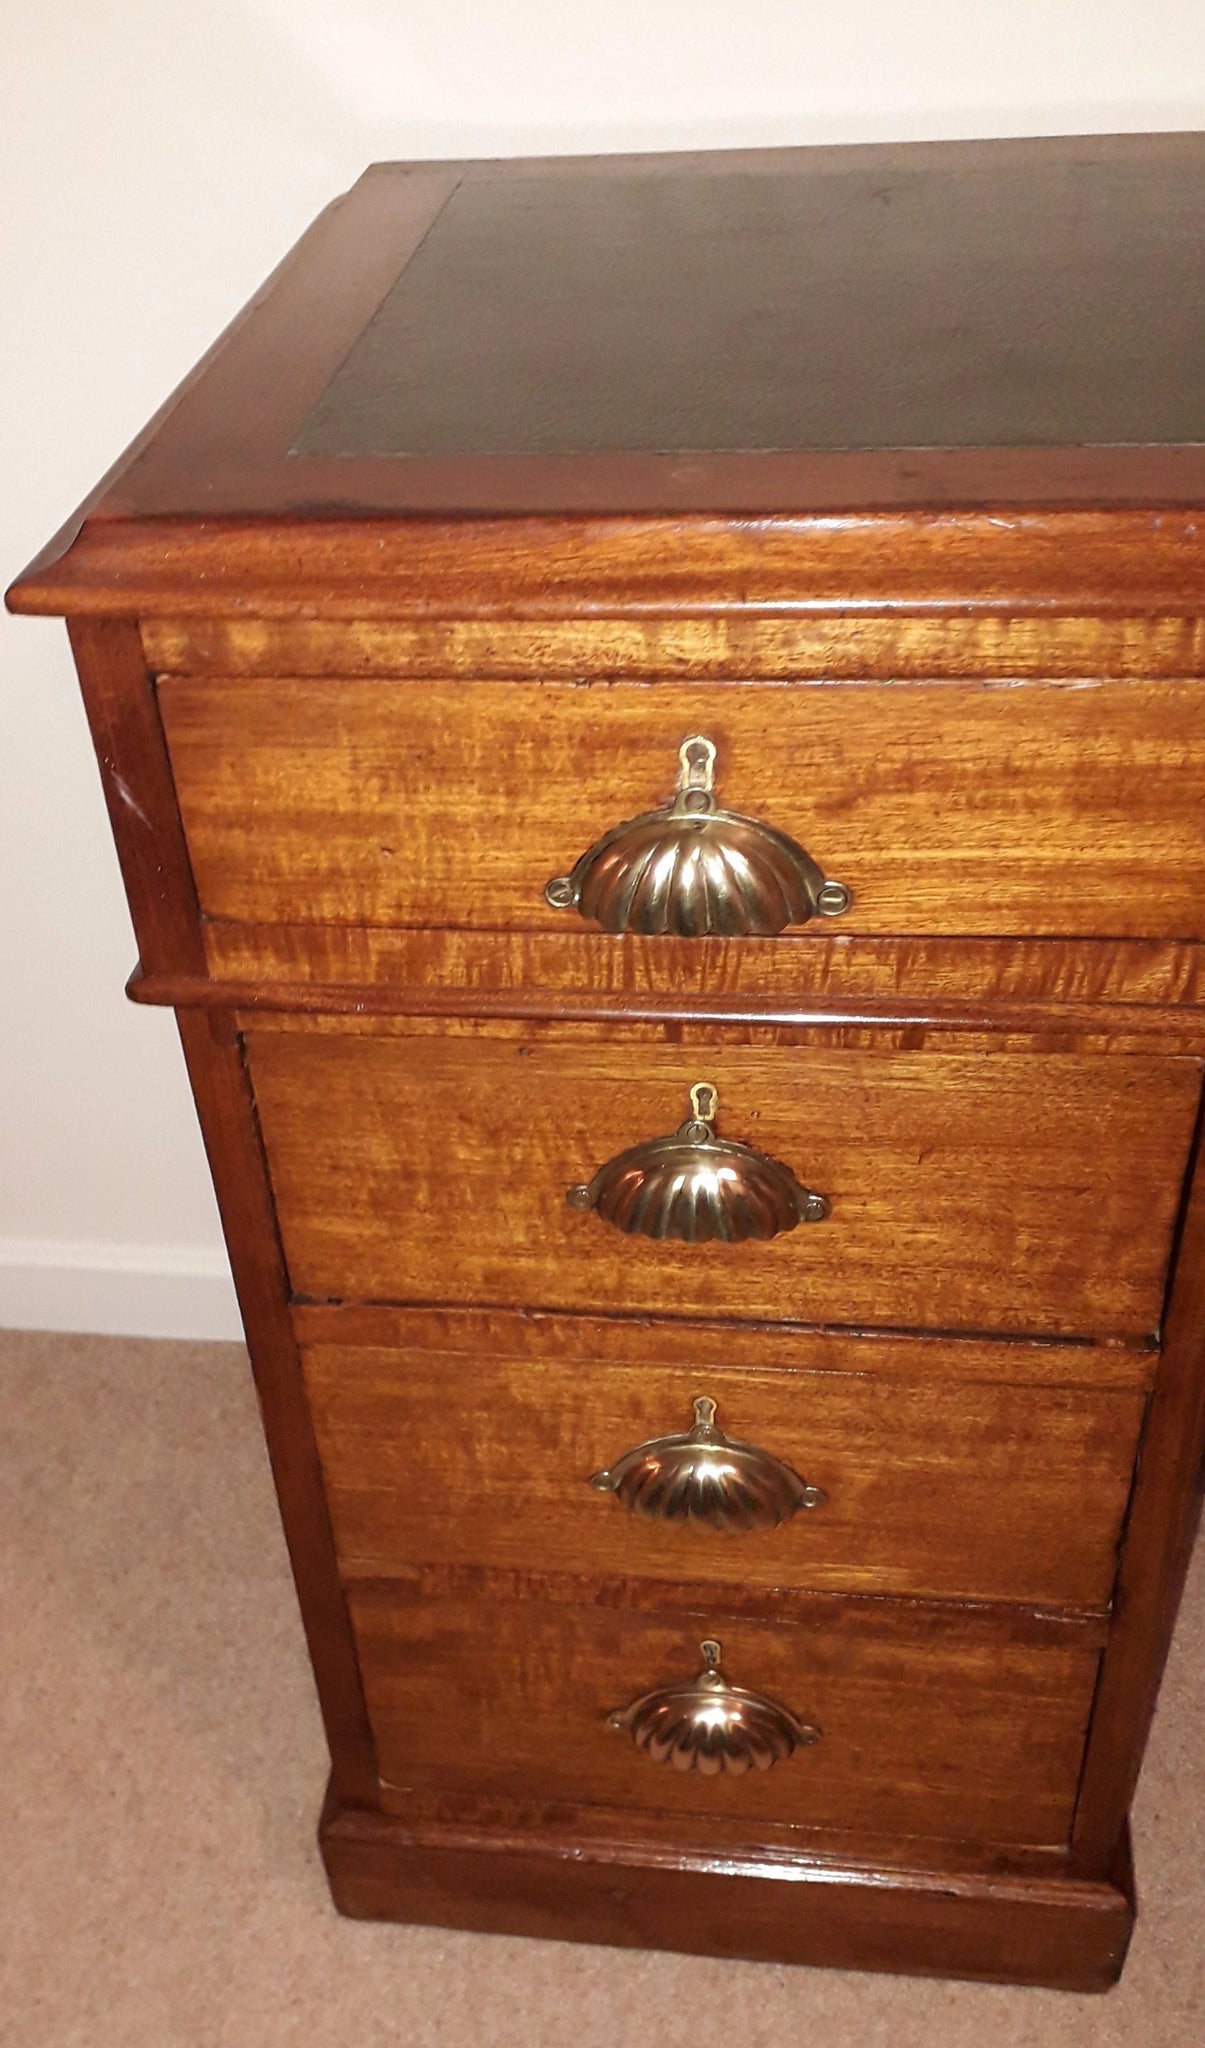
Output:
2,1327,1202,2046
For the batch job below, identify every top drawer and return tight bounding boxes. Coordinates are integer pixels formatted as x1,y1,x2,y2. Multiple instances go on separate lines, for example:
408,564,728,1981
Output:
158,674,1205,943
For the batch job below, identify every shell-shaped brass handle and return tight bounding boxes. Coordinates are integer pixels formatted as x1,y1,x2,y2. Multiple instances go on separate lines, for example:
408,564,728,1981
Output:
566,1082,830,1245
608,1639,819,1776
591,1396,826,1531
544,736,852,937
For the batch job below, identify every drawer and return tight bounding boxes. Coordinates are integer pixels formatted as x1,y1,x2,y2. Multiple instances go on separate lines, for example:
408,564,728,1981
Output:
351,1585,1101,1849
158,674,1205,940
248,1024,1200,1339
304,1338,1145,1609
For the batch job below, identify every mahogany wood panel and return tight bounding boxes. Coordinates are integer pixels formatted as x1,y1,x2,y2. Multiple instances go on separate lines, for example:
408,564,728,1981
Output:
321,1793,1134,1988
236,1009,1203,1054
14,508,1205,620
1073,1110,1205,1870
174,1011,378,1805
143,933,1205,1046
351,1583,1100,1848
132,921,1205,1050
142,612,1205,684
303,1341,1144,1608
334,1779,1081,1875
160,674,1205,942
319,1765,1082,1876
66,617,205,979
292,1301,1158,1391
246,1028,1201,1339
331,1792,1073,1878
359,1559,1111,1637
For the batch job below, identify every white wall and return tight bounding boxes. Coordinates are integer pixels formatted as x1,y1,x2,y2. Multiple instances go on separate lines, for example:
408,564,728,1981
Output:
3,3,1203,1339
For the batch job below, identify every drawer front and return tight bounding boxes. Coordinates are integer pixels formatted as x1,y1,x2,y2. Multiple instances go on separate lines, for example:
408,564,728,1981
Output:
351,1586,1100,1848
249,1027,1200,1339
304,1340,1145,1609
159,674,1205,940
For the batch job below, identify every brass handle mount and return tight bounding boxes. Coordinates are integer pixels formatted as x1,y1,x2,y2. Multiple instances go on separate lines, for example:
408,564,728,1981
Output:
591,1396,826,1531
608,1638,819,1776
544,736,852,937
566,1081,830,1245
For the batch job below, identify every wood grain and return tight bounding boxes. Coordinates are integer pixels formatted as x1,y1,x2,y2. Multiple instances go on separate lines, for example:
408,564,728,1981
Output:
321,1791,1134,1988
235,1007,1205,1053
322,1781,1076,1876
66,617,205,978
142,611,1205,684
14,508,1205,620
175,1010,379,1805
138,934,1205,1048
14,506,1205,619
291,1301,1158,1390
350,1582,1100,1847
319,1764,1081,1875
246,1027,1201,1339
302,1341,1144,1608
342,1558,1110,1636
1073,1109,1205,1869
160,673,1205,942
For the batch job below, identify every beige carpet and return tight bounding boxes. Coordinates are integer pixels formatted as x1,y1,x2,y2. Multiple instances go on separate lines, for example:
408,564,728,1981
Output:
2,1328,1202,2047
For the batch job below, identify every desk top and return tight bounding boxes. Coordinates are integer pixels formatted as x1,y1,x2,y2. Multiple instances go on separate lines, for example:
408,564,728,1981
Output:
10,135,1205,618
298,146,1205,464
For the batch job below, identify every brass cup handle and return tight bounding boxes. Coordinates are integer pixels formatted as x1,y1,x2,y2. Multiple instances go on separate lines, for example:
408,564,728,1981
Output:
609,1638,820,1776
592,1396,826,1531
566,1081,830,1245
544,735,852,937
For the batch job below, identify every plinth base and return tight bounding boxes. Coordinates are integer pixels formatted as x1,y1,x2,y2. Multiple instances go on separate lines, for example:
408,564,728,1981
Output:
319,1788,1133,1991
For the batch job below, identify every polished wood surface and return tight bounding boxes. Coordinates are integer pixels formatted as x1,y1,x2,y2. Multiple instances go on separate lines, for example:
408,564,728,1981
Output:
182,925,1205,1027
292,1301,1158,1390
142,611,1205,684
320,1759,1086,1874
67,618,206,980
1072,1102,1205,1868
13,507,1205,619
321,1790,1134,1987
351,1582,1099,1846
247,1026,1199,1338
159,673,1205,941
176,1011,379,1804
10,139,1205,1988
303,1339,1143,1608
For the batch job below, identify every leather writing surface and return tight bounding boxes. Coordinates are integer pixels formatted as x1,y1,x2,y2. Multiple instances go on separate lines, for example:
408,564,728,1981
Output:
294,152,1205,458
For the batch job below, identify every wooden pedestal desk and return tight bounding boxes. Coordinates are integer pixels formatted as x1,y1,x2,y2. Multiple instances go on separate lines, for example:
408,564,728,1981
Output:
10,134,1205,1990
